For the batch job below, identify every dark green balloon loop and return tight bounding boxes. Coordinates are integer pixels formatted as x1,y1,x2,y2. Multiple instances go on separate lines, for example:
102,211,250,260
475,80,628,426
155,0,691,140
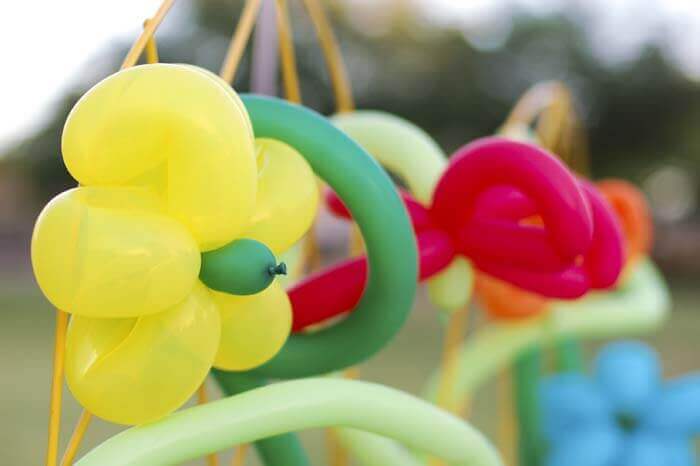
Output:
215,96,418,466
224,95,418,378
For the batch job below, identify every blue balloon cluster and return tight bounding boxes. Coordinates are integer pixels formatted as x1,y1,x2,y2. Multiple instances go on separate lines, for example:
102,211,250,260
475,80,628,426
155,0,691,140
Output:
540,341,700,466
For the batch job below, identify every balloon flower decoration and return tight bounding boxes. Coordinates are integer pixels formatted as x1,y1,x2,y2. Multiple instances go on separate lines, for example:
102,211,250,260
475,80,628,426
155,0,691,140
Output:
542,341,700,466
32,55,503,466
301,98,669,466
477,177,654,319
291,135,624,331
29,3,677,466
31,64,319,425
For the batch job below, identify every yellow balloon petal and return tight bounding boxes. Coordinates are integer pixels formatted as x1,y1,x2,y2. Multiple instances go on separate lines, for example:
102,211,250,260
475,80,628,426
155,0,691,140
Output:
212,280,292,371
65,282,220,425
277,241,304,287
242,138,319,254
185,65,254,142
31,187,200,318
62,64,257,250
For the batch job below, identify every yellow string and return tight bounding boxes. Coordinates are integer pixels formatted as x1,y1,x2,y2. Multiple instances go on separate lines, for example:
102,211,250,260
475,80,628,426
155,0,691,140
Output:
428,305,470,466
230,443,249,466
59,410,92,466
535,86,569,154
301,0,354,113
497,369,516,466
143,20,160,64
197,382,219,466
326,429,349,466
275,0,302,103
219,0,264,84
501,81,592,175
348,223,365,257
57,20,162,464
502,81,560,130
46,310,68,466
498,82,589,465
272,0,325,274
121,0,175,69
435,306,469,413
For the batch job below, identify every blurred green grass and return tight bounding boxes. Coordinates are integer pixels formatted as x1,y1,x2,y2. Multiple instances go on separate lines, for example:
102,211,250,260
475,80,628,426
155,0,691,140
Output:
1,281,698,465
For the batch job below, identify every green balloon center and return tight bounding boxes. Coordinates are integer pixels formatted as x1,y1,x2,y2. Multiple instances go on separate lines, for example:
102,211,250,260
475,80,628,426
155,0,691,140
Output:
615,412,639,432
199,238,285,295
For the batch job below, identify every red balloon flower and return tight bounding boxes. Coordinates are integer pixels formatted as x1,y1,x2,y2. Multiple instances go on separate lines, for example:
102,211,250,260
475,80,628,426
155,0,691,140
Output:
289,137,624,331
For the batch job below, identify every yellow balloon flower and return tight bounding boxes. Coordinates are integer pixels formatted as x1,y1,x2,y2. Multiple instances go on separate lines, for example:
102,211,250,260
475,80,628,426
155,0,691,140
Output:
31,64,318,425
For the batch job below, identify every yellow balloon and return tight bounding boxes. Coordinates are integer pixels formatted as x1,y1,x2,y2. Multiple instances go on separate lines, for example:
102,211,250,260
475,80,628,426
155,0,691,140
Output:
31,186,200,318
62,63,257,251
186,65,254,142
242,138,319,254
65,282,220,425
277,241,305,286
212,280,292,371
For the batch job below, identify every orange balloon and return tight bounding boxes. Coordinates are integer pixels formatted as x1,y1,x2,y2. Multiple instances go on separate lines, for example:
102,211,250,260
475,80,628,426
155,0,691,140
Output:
475,272,548,320
596,179,653,266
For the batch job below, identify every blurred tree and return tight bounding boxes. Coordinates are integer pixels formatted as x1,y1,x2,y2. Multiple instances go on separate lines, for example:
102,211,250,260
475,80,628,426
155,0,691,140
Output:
2,0,699,214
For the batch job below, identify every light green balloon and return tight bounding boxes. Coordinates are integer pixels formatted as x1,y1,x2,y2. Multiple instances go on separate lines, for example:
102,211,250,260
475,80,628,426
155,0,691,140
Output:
76,379,502,466
332,111,472,312
334,259,670,466
424,258,670,407
334,429,425,466
332,111,446,205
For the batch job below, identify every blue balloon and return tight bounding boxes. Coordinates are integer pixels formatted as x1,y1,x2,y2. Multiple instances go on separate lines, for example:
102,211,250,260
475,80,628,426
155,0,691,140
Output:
547,427,620,466
595,341,660,418
541,341,700,466
541,373,610,442
619,432,694,466
643,374,700,436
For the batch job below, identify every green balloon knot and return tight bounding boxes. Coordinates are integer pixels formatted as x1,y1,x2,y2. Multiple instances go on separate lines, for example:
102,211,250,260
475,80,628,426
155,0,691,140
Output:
269,262,287,276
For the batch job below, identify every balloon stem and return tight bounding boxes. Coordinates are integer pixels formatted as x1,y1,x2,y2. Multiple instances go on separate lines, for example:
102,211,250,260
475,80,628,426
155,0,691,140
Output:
60,410,92,466
219,0,264,84
514,347,545,466
497,369,516,466
46,310,68,466
198,382,220,466
120,0,175,69
230,443,250,466
428,305,470,466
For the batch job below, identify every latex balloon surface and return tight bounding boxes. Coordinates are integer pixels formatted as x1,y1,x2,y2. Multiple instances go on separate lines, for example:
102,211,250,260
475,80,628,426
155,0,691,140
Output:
213,281,292,371
290,137,626,331
332,111,471,312
31,64,317,424
332,111,445,205
597,179,652,267
217,95,418,380
542,341,700,466
475,178,647,320
242,138,320,254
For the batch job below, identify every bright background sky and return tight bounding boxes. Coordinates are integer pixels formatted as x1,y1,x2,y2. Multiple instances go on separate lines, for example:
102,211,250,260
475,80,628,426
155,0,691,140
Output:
1,0,699,151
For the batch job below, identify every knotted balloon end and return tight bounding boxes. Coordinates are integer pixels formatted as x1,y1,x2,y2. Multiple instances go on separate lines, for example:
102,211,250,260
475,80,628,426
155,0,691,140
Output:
269,262,288,276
